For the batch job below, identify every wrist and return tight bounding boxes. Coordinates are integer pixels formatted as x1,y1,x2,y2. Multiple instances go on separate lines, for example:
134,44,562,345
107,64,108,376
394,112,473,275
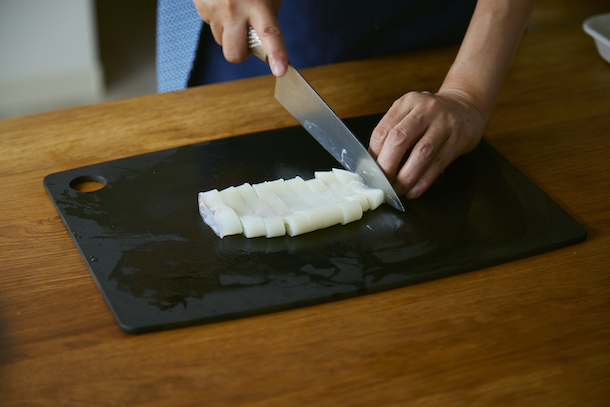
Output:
436,86,492,126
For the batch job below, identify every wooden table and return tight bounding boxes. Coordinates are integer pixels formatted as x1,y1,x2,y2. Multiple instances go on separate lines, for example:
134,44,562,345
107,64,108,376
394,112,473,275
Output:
1,20,609,407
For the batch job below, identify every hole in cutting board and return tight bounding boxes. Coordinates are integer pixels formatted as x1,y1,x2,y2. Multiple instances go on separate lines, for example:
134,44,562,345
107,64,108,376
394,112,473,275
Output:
69,175,107,192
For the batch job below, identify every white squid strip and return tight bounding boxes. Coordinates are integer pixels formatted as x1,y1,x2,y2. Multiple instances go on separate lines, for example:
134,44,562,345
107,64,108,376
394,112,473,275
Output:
286,177,331,207
264,180,325,236
251,182,292,216
305,179,364,224
283,212,316,237
198,189,243,238
285,177,346,228
266,179,310,211
198,169,388,238
332,168,385,210
219,186,267,238
235,183,286,238
314,171,371,211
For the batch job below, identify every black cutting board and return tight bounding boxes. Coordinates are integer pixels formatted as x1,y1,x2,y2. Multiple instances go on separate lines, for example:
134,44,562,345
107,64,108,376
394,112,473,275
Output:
44,114,586,333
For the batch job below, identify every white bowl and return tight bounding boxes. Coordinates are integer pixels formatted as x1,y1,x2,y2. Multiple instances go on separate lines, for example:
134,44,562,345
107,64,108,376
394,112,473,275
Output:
583,13,610,64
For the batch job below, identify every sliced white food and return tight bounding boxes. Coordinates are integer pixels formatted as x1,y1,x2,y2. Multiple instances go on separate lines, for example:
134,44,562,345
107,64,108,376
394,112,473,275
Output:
283,212,315,237
266,179,310,212
219,186,266,238
314,171,370,211
305,204,345,228
335,200,364,224
198,169,389,238
332,168,385,210
284,177,347,231
304,178,364,224
305,178,332,195
235,183,286,238
251,181,292,216
198,189,243,238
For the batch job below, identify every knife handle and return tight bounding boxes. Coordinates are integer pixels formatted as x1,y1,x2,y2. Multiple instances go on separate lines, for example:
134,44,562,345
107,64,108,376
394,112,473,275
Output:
247,26,269,63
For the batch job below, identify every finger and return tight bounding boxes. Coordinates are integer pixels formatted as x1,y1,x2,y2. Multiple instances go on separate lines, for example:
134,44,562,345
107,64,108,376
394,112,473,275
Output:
250,17,287,76
193,0,209,23
375,108,430,183
393,124,450,195
208,20,224,46
403,137,457,199
222,21,250,63
369,104,411,159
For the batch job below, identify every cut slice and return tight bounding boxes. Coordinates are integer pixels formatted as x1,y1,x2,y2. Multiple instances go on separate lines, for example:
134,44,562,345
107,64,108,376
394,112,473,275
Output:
235,183,286,238
197,189,243,238
332,168,385,210
219,186,266,238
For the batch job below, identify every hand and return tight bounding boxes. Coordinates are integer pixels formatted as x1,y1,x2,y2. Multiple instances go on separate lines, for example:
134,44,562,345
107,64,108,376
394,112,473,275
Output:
369,90,486,199
193,0,287,76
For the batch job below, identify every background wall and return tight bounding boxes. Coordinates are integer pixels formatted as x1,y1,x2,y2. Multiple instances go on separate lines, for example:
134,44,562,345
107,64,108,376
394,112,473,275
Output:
0,0,156,120
0,0,606,120
95,0,157,106
0,0,102,118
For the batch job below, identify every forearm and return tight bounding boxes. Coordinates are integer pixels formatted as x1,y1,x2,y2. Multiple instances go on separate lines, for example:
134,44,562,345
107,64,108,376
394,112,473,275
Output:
440,0,536,122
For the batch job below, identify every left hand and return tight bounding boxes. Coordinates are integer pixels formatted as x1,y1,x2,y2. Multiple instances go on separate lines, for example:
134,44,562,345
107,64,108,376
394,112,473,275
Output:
369,89,486,199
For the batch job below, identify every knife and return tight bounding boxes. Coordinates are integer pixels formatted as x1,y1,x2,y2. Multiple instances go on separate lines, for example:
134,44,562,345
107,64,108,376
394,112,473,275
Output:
247,26,405,212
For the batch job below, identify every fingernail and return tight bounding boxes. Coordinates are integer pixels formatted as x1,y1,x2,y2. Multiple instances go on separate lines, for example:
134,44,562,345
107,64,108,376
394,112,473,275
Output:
406,187,420,200
271,61,287,76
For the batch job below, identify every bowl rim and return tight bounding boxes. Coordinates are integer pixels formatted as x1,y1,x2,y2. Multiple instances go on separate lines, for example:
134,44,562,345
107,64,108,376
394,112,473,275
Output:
583,12,610,47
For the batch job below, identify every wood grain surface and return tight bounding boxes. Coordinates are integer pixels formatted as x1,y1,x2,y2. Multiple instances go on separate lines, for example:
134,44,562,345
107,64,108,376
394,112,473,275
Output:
1,5,609,406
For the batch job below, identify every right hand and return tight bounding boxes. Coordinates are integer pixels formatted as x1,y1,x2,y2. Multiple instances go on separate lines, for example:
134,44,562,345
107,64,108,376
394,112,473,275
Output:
193,0,287,76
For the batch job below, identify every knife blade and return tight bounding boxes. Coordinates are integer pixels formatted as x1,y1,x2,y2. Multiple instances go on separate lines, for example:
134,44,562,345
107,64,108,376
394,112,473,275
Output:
248,26,404,212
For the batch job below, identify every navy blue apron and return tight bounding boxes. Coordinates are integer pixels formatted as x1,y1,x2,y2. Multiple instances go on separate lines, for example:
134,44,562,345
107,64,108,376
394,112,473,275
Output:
188,0,477,86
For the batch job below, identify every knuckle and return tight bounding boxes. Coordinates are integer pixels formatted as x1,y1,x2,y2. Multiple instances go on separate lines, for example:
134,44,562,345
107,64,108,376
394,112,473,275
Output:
371,123,391,140
414,141,435,159
223,0,238,19
392,92,416,108
432,154,444,166
260,25,281,37
410,111,427,126
388,128,410,146
368,140,382,156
